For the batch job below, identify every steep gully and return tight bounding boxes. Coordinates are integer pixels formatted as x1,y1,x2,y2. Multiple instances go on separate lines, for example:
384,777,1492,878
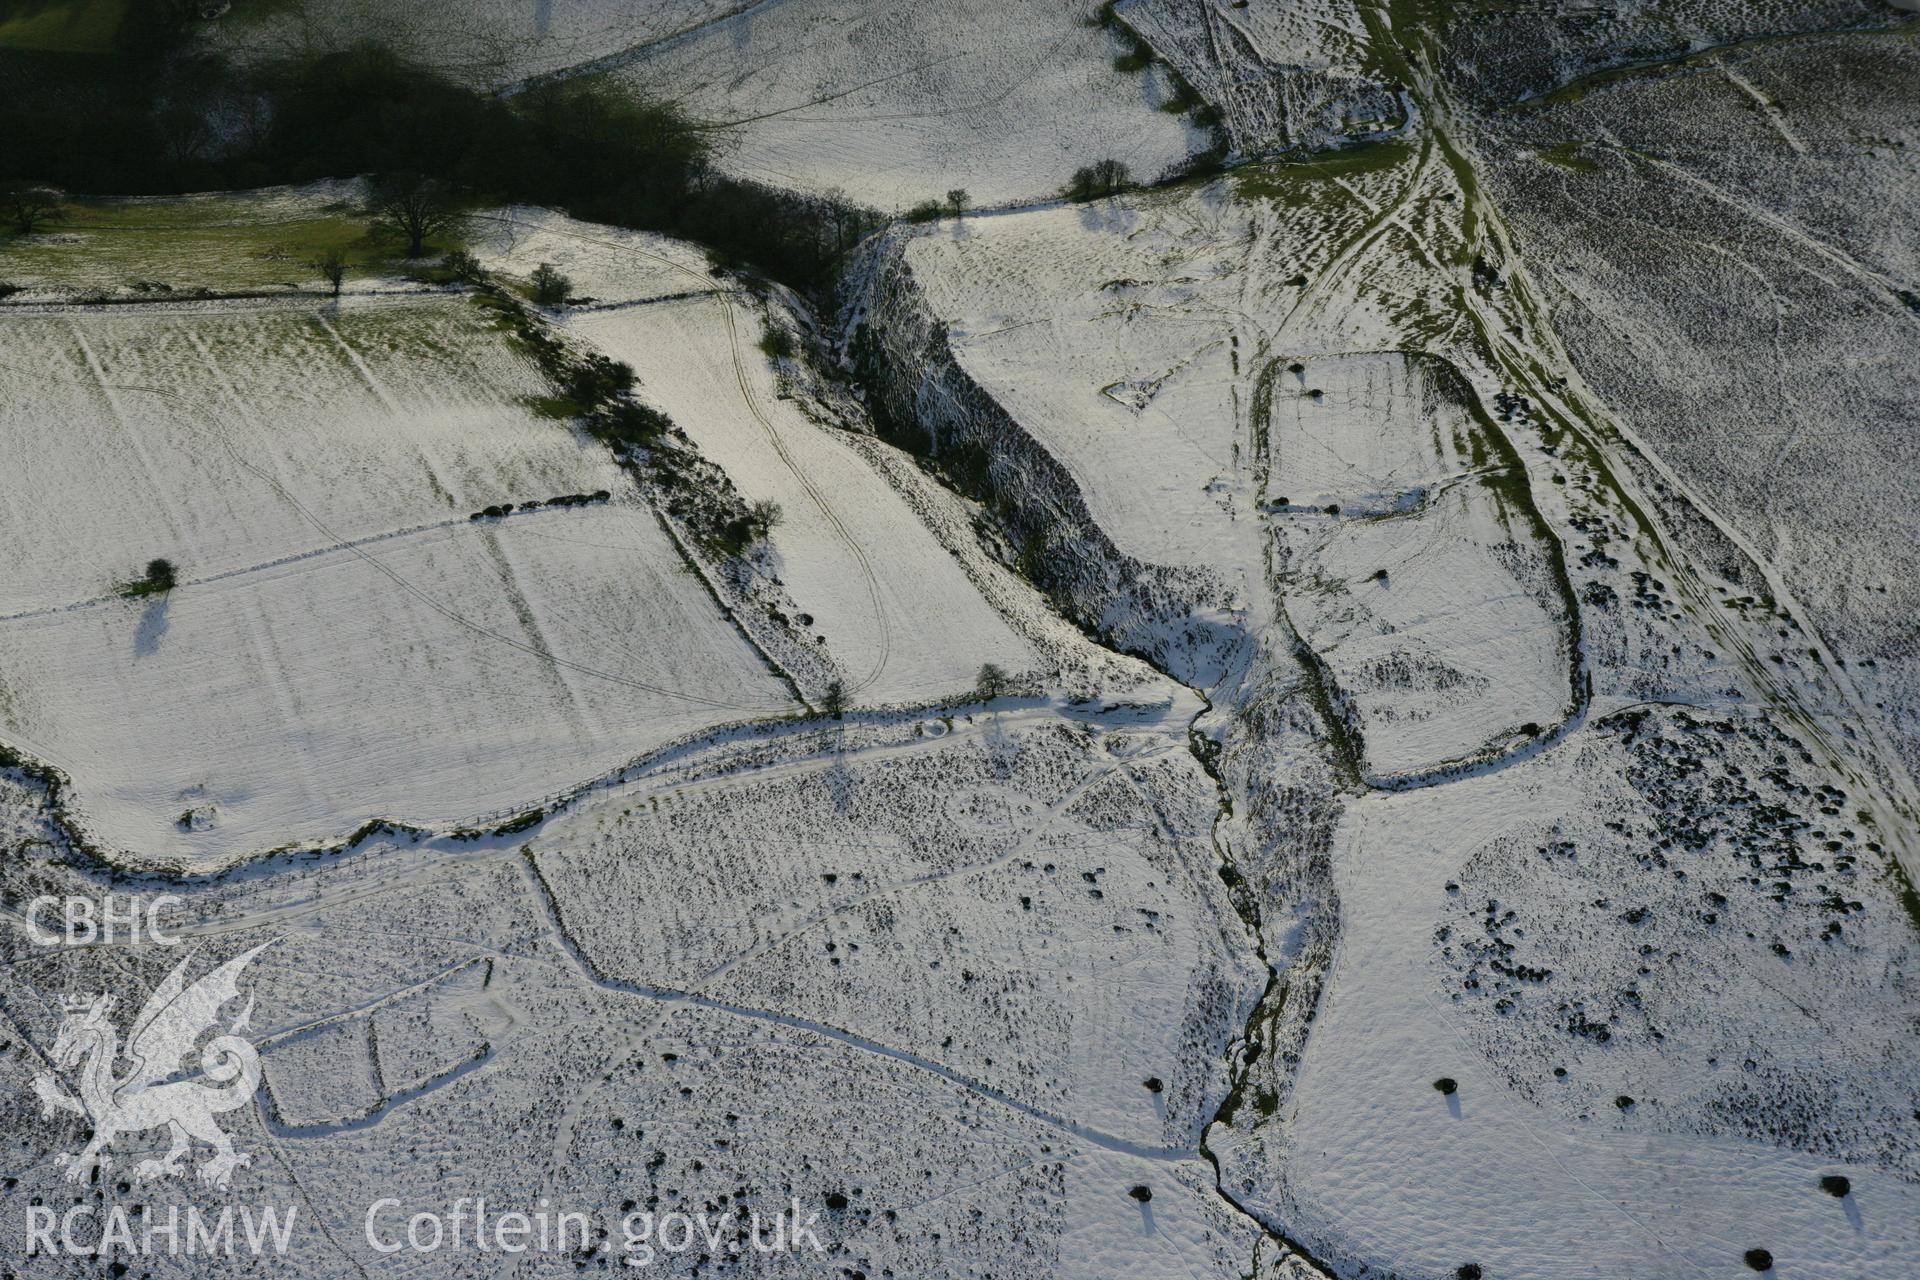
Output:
836,7,1920,1273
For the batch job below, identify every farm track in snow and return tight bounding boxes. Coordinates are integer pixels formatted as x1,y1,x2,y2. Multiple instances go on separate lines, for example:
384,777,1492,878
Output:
1382,18,1920,885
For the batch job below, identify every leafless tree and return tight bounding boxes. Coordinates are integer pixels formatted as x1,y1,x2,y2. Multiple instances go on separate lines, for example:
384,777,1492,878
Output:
3,184,64,235
369,173,466,257
974,662,1009,700
155,105,213,172
746,499,783,540
529,261,571,305
311,248,349,296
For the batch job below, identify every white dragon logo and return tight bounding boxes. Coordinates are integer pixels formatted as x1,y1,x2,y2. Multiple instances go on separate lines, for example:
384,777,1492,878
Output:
33,941,269,1189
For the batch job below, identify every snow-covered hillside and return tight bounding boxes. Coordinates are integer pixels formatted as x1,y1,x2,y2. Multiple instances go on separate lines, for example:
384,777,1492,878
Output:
0,295,789,864
841,19,1920,1268
599,0,1209,208
1474,29,1920,790
3,4,1918,1279
209,0,1211,207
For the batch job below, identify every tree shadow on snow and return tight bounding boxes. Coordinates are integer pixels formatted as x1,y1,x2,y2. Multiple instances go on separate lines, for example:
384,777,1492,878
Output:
1075,198,1138,235
133,597,170,657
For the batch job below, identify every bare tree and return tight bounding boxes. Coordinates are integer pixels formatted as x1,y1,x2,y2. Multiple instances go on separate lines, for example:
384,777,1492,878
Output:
154,105,212,172
974,662,1009,700
369,173,466,257
3,184,64,235
946,188,971,218
746,498,783,540
529,261,571,305
311,248,349,296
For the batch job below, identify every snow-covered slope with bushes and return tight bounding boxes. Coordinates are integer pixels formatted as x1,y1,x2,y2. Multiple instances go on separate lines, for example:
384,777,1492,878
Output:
475,209,1039,709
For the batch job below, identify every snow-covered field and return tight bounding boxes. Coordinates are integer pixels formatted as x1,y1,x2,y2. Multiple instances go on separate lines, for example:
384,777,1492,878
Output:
571,299,1036,704
1119,0,1400,154
1,697,1297,1278
1273,725,1920,1279
1476,30,1920,792
1280,474,1570,777
0,295,786,863
597,0,1206,208
1268,352,1573,776
207,0,739,87
5,6,1920,1279
845,28,1920,1270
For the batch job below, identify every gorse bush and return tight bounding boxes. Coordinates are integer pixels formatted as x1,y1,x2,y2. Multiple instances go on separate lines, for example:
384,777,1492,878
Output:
566,353,636,405
758,326,796,359
119,557,177,599
593,401,673,448
439,249,483,281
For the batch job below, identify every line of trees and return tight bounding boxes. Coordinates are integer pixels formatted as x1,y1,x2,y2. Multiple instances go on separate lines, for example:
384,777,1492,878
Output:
1,33,884,294
1063,159,1132,202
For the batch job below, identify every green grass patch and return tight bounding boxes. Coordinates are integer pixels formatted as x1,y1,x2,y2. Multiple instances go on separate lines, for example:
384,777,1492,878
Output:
0,191,450,293
1230,140,1417,208
1899,871,1920,936
521,394,593,421
0,0,128,54
1535,141,1598,172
